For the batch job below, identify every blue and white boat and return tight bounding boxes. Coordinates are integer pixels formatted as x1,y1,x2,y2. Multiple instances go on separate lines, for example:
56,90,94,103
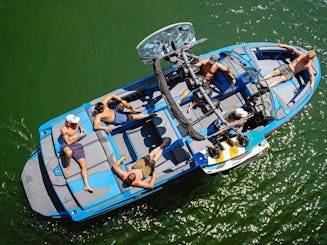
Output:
21,22,321,222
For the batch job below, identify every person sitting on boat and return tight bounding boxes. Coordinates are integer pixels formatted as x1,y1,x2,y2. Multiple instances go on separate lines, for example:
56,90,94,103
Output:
112,138,170,189
60,114,94,193
225,107,248,128
177,54,236,105
93,93,156,131
259,43,316,88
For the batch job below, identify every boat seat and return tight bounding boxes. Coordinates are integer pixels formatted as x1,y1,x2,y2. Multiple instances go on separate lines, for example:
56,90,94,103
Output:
40,135,66,186
247,46,286,74
66,162,121,210
256,59,282,74
219,53,245,76
50,111,120,180
288,84,311,109
218,92,245,113
121,108,190,174
152,109,182,149
271,81,298,107
52,110,94,156
41,110,129,210
53,132,106,179
152,109,189,162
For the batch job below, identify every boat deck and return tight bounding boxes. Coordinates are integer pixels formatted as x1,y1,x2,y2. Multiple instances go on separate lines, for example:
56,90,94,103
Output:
21,42,321,221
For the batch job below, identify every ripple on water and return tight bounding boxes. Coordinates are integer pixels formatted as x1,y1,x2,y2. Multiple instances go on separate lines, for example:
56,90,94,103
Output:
155,107,326,243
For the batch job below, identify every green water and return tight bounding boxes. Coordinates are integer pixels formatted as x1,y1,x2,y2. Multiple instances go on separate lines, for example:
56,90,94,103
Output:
0,0,326,244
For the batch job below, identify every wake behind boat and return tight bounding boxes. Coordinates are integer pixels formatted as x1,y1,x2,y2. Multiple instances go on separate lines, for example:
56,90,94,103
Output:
21,22,321,222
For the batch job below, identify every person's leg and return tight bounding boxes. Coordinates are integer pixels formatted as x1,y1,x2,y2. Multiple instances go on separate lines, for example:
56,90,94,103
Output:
260,69,281,81
177,88,191,105
77,158,94,192
187,101,197,113
148,138,170,164
269,75,287,87
116,101,125,110
129,112,156,121
63,147,73,175
148,147,163,164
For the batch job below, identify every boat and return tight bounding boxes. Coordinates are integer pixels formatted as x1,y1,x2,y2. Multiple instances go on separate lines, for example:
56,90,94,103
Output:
21,22,321,222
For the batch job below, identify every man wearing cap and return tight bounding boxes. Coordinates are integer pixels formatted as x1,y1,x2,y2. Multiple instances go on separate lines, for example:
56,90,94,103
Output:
94,94,156,132
60,114,94,192
225,108,248,128
260,43,316,88
177,54,236,105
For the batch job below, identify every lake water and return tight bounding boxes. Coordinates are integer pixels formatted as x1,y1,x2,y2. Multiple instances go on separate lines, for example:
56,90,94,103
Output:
0,0,326,244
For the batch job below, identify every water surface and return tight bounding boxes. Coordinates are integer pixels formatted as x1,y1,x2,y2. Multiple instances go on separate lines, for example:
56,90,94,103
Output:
0,0,326,244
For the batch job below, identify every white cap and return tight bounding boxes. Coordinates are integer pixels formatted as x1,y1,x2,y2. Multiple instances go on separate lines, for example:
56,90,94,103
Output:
66,114,80,123
234,108,248,118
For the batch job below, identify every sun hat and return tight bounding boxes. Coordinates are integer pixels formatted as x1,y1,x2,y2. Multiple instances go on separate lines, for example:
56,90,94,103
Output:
234,108,248,118
209,54,219,62
66,114,80,123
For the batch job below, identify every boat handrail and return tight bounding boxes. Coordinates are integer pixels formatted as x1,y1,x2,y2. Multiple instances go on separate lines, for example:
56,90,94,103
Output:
162,38,207,63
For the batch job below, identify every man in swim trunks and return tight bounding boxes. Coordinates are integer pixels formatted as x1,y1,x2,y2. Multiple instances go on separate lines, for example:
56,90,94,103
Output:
60,114,94,192
112,138,170,188
93,93,156,131
177,54,236,105
260,43,316,88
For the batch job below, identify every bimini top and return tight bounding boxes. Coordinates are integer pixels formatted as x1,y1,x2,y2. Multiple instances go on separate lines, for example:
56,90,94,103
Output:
136,22,196,64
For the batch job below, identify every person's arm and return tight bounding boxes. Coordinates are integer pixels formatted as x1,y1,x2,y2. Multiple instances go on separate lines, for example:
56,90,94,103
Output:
112,157,127,179
61,128,82,145
121,100,135,112
236,118,247,128
119,100,142,113
133,171,157,189
308,66,315,88
194,59,207,67
93,115,112,131
101,94,123,106
78,124,87,138
218,64,236,84
278,43,303,56
103,93,134,112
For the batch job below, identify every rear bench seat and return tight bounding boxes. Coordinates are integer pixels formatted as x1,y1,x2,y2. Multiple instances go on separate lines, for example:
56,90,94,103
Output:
49,110,124,210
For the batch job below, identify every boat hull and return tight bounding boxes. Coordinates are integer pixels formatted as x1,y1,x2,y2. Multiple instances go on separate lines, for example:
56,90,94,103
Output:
21,39,321,221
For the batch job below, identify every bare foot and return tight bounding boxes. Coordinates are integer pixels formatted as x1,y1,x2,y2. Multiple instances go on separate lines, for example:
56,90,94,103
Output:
132,107,143,113
65,166,71,176
160,138,171,149
149,113,157,118
105,126,113,132
187,102,196,113
84,186,94,193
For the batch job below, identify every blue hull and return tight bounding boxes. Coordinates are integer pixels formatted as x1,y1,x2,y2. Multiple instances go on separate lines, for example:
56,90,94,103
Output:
21,40,321,222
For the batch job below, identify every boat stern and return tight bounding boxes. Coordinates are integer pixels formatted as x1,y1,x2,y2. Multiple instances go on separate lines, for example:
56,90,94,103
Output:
21,149,67,218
